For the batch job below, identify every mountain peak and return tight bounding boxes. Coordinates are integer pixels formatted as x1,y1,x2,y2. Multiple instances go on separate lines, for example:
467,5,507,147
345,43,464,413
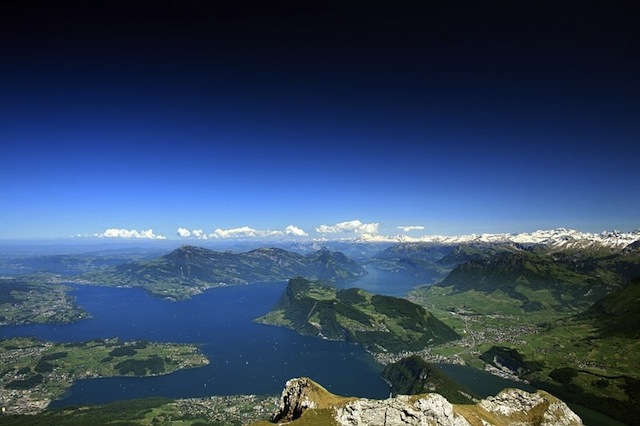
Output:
354,228,640,249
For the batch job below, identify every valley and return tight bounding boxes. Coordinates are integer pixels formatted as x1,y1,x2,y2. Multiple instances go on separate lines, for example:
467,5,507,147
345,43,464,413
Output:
1,229,639,424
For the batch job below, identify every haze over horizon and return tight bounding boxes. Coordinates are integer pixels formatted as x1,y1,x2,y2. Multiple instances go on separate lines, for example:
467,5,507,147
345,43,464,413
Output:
2,1,638,241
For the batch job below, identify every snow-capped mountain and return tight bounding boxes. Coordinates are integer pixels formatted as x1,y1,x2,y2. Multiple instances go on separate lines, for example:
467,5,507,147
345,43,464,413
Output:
355,228,640,249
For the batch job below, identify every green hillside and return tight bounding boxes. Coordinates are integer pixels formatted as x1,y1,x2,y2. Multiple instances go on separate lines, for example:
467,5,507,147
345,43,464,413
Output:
579,277,640,338
257,277,460,353
418,245,640,314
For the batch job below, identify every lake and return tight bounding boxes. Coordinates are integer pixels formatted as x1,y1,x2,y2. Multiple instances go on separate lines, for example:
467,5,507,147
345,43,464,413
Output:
0,282,390,406
336,264,427,296
0,275,624,425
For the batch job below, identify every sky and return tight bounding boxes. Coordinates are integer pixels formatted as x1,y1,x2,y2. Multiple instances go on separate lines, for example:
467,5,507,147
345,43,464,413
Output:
1,1,639,241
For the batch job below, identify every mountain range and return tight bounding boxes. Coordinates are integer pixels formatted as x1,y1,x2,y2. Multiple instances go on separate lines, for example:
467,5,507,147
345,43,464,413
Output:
356,228,640,247
84,246,365,300
414,235,640,313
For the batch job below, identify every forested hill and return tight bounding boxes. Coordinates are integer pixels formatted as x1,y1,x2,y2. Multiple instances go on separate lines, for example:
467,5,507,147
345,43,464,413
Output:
257,277,460,352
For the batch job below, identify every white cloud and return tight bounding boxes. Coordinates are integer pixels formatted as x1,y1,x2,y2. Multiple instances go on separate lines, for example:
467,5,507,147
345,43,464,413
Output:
209,225,308,239
285,225,308,236
397,225,425,232
95,228,166,240
315,219,379,235
177,228,209,239
210,226,259,239
192,229,207,239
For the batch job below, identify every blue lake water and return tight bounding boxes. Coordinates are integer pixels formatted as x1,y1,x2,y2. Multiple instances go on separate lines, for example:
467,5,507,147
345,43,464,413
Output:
0,282,390,406
0,275,624,425
336,265,426,296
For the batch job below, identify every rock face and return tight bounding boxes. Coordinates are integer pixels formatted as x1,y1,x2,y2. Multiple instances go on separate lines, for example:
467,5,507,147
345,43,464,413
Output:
477,388,583,426
271,377,584,426
335,394,470,426
271,378,319,422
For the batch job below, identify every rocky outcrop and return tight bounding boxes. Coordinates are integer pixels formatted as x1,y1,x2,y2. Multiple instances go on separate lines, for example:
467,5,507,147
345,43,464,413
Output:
335,393,470,426
271,377,583,426
477,388,583,426
271,378,318,422
270,377,347,422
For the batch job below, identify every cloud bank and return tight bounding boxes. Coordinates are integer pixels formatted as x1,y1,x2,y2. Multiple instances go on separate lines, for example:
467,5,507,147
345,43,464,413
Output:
316,219,379,235
177,225,308,239
94,228,166,240
177,228,208,239
90,220,426,242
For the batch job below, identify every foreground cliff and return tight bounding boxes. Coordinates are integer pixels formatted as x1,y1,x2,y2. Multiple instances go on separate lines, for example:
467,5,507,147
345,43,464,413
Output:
261,377,583,426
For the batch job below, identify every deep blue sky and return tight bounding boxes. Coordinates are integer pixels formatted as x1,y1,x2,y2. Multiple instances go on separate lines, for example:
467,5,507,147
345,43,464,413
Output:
1,1,639,241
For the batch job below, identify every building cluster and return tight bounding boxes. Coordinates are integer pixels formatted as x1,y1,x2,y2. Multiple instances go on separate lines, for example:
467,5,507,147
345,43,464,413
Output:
171,394,279,424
